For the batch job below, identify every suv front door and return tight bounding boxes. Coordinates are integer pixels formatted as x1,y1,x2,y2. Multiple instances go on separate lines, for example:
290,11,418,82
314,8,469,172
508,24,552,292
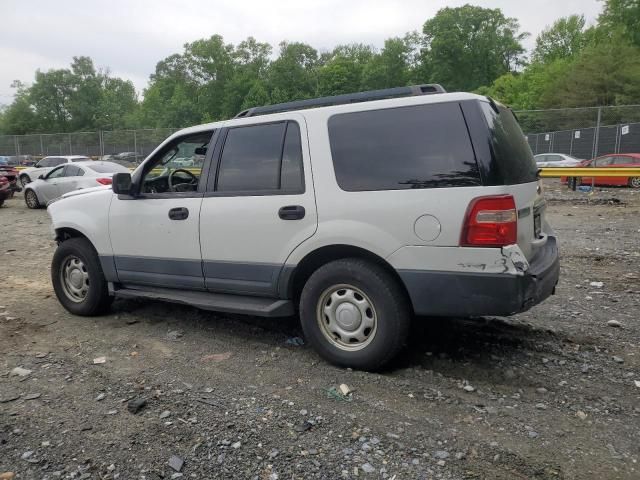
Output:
200,116,317,296
108,131,214,289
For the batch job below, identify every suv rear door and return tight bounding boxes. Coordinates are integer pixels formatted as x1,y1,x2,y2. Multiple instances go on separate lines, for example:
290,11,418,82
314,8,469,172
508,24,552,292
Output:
199,115,317,296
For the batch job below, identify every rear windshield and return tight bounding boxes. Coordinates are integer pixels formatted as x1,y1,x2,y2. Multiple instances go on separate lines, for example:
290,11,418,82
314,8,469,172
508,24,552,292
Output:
85,163,130,173
328,103,480,191
480,102,538,184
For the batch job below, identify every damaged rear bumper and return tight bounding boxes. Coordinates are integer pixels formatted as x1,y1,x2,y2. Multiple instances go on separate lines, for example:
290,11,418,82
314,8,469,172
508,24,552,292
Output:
398,237,560,317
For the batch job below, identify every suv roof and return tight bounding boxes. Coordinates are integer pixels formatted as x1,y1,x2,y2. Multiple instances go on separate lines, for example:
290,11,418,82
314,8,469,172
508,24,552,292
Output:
171,89,488,140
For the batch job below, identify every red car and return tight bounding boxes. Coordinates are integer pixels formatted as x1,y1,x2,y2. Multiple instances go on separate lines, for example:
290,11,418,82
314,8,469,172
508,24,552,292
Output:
562,153,640,188
0,165,22,206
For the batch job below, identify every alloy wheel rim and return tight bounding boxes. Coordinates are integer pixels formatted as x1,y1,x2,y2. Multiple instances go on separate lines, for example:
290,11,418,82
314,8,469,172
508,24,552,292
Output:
26,191,37,207
316,284,377,351
631,177,640,188
60,256,90,303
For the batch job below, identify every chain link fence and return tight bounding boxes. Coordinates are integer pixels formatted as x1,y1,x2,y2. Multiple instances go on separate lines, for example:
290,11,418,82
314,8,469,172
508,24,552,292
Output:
1,105,640,163
0,128,179,163
517,105,640,159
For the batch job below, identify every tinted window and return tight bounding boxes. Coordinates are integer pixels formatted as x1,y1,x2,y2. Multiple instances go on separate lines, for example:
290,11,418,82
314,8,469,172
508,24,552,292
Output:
480,103,538,184
614,156,633,165
86,163,129,173
51,158,68,167
46,166,65,179
217,121,304,193
281,122,304,192
594,156,613,167
328,103,480,191
71,157,91,162
64,165,82,177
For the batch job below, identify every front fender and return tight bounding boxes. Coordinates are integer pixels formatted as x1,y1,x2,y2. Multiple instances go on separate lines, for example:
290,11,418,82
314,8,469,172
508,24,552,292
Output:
48,189,114,255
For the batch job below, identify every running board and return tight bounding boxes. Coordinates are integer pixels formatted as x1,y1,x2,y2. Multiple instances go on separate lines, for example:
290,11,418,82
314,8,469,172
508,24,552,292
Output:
109,284,294,317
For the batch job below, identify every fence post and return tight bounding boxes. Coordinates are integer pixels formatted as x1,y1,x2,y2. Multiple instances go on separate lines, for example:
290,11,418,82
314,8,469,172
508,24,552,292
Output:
39,135,44,156
68,133,73,155
133,130,138,161
14,136,20,156
592,107,602,159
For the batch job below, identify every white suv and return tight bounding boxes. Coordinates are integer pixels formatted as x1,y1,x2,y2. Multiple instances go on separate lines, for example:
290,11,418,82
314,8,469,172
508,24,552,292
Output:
20,155,91,186
47,85,559,370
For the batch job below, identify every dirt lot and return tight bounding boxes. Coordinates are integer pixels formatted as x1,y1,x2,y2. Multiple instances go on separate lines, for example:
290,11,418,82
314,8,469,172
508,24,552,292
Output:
1,180,639,480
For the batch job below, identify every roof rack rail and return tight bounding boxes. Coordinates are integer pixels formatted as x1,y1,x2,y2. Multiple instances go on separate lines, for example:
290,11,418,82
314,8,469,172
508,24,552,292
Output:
234,84,446,118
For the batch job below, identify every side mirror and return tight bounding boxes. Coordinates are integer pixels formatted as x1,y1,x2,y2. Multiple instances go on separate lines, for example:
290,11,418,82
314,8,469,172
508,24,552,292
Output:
38,174,44,180
112,172,132,195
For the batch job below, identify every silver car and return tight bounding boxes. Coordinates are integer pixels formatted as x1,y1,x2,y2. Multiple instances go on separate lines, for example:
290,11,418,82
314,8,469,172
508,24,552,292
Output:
534,153,583,168
23,161,130,208
19,155,92,186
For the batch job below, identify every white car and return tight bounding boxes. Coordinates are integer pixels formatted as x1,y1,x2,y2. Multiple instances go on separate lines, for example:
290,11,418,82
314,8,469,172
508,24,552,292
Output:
24,161,129,208
534,153,583,168
47,85,559,370
19,155,91,186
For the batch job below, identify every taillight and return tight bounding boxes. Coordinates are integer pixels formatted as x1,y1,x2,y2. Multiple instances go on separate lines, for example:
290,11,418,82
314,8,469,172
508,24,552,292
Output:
96,178,112,185
461,195,517,247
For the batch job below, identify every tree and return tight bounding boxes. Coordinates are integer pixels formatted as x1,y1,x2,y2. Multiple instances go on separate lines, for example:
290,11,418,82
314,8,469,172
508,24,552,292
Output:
533,15,587,63
361,38,412,90
599,0,640,46
541,36,640,107
268,41,319,102
0,81,39,134
316,44,375,96
421,5,528,91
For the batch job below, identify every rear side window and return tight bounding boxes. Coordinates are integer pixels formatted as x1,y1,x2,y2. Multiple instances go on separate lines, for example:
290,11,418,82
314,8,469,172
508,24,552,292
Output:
64,165,83,177
328,103,480,191
51,158,68,167
216,121,304,193
480,103,538,184
86,163,129,173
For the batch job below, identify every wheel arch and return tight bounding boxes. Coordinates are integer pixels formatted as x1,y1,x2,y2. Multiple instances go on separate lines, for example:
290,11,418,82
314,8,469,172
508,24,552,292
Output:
280,244,411,309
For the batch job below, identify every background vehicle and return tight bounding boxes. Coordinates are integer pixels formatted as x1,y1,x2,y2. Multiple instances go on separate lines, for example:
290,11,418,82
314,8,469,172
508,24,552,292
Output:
48,85,558,370
19,155,91,187
24,161,129,208
562,153,640,188
534,153,583,167
0,165,20,196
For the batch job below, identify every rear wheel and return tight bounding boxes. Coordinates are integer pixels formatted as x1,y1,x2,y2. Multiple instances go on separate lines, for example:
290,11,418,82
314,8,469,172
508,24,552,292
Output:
24,189,40,209
20,174,30,187
300,258,411,371
51,237,112,316
629,177,640,189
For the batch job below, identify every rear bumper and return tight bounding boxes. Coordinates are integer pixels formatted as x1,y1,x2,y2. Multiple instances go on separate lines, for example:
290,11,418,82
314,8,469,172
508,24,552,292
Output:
398,237,560,317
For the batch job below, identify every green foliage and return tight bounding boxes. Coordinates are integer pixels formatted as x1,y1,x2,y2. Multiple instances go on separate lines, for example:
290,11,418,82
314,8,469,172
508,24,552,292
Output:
599,0,640,46
421,4,528,91
533,15,587,63
2,0,640,135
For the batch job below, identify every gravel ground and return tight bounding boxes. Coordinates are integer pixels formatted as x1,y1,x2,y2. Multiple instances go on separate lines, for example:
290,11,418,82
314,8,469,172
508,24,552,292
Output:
1,180,639,480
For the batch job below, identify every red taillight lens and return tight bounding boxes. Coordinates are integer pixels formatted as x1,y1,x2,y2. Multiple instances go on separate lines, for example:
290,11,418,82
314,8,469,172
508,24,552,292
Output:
461,195,517,247
96,178,112,185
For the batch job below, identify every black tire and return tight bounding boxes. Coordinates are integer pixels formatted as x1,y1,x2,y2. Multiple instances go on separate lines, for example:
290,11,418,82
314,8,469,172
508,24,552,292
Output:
24,189,40,209
629,177,640,189
299,258,411,371
51,237,112,316
0,198,4,207
20,174,30,187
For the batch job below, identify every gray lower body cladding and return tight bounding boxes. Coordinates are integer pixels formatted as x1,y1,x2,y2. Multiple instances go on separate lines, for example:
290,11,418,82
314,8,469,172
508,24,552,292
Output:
399,237,560,317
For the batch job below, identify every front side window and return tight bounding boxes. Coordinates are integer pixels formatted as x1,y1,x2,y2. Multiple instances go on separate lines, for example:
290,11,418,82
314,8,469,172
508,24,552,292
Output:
216,121,304,193
51,158,68,167
64,165,83,177
328,103,480,191
594,156,613,167
46,166,65,179
140,131,213,194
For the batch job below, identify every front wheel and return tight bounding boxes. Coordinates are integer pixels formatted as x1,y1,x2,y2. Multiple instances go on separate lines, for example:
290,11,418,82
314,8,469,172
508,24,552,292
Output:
51,237,112,316
300,258,411,371
629,177,640,189
24,189,40,209
20,174,31,187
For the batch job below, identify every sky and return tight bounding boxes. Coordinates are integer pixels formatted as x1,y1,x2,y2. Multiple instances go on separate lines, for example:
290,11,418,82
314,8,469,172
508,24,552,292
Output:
0,0,603,104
